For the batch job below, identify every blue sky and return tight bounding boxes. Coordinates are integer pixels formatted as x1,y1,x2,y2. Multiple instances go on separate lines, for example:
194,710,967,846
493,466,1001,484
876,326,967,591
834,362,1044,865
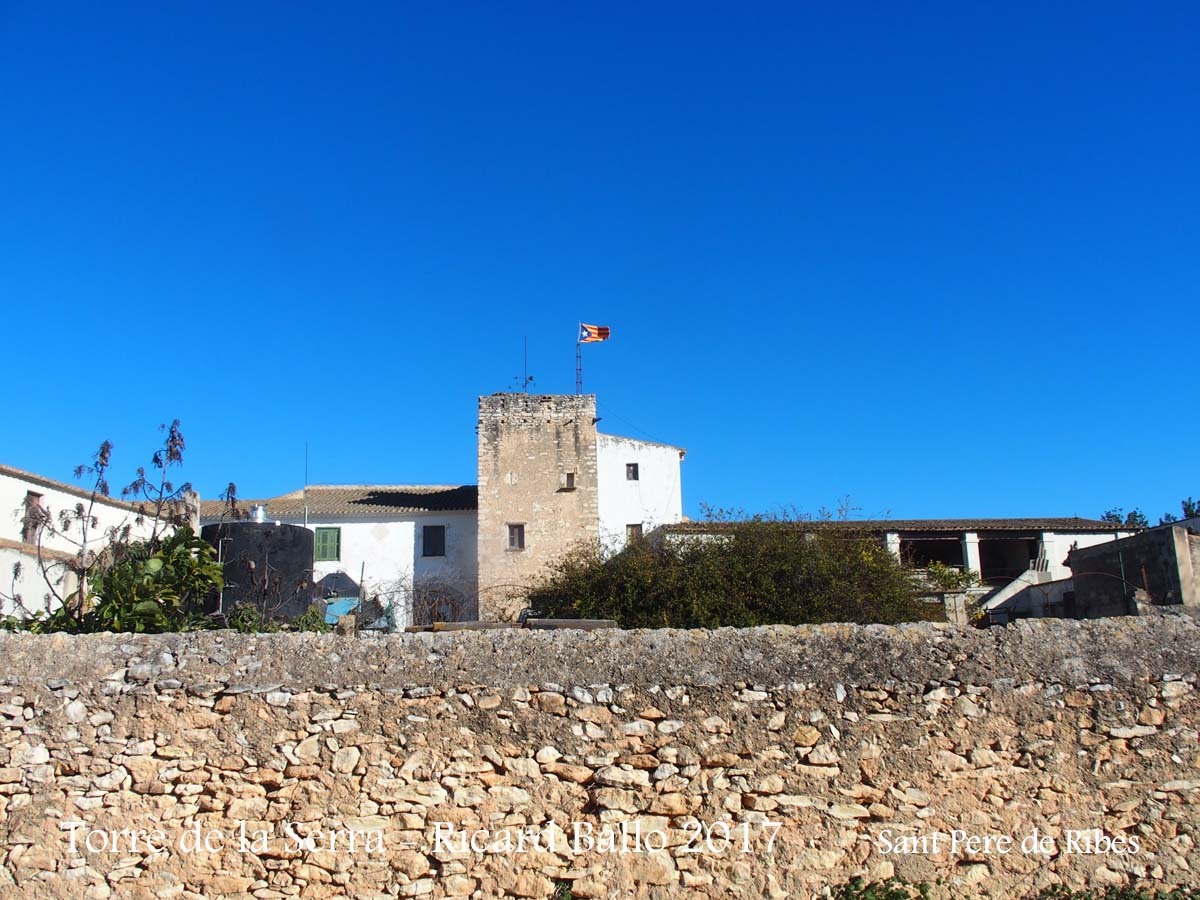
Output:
2,2,1197,523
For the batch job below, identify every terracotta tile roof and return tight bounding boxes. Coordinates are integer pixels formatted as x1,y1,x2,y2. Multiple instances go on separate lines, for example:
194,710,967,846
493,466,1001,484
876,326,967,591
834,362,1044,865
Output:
198,485,478,521
658,518,1129,535
0,463,156,516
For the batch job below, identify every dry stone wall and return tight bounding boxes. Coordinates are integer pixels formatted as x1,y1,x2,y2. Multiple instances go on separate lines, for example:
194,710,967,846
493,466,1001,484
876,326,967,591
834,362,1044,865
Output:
0,615,1197,899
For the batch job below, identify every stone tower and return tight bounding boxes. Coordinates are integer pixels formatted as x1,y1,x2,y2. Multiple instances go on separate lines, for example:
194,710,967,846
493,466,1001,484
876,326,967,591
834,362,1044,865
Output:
476,393,600,621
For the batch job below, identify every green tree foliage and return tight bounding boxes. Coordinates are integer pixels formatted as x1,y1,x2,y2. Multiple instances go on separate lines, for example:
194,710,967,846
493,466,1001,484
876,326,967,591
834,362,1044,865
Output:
830,878,930,900
1158,497,1198,525
1034,888,1200,900
225,602,331,634
924,560,981,591
2,422,229,634
1100,508,1149,529
528,521,942,629
12,528,220,634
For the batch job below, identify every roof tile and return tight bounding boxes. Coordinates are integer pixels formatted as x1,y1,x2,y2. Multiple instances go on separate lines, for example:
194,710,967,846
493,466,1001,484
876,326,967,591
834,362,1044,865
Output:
198,485,478,520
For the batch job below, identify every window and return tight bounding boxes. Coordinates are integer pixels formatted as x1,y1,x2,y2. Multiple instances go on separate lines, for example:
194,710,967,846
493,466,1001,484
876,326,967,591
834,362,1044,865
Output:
626,463,639,481
21,492,43,543
314,527,341,562
507,523,525,550
626,523,643,543
423,525,446,557
561,471,576,491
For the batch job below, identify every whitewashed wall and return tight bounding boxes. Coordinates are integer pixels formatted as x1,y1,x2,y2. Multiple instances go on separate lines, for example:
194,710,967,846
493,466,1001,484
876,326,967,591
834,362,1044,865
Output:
596,434,684,554
411,511,478,619
1042,530,1134,580
305,519,416,605
201,510,478,627
0,467,161,616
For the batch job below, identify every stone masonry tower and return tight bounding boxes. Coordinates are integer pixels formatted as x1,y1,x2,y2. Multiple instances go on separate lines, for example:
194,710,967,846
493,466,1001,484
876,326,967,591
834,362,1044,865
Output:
476,393,600,621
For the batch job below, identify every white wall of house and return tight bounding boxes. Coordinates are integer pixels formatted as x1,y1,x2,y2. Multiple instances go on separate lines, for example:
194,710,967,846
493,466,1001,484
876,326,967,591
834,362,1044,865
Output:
305,518,416,602
411,511,478,618
0,466,161,616
0,542,77,617
203,510,479,627
884,527,1135,582
596,434,684,554
1041,531,1133,580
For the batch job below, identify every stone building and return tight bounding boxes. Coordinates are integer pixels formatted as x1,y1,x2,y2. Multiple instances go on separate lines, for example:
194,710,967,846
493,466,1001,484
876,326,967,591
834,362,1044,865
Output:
196,393,686,625
1067,524,1200,616
198,485,479,627
475,393,685,621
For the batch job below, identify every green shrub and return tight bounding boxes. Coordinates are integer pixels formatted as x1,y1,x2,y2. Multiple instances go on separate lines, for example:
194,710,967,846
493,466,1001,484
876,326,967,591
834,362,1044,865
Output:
528,519,942,629
830,877,931,899
11,527,219,634
224,602,331,634
290,604,332,633
1032,888,1200,900
824,881,1200,900
924,560,980,591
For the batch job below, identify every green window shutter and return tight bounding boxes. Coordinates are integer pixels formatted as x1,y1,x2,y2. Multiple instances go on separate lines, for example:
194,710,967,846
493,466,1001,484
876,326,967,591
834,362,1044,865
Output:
315,527,340,562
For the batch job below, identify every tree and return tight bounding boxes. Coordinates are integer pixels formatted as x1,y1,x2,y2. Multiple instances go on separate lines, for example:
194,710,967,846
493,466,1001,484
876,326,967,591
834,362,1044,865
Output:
3,422,223,633
1159,497,1199,525
29,527,221,634
1100,508,1148,530
527,516,941,629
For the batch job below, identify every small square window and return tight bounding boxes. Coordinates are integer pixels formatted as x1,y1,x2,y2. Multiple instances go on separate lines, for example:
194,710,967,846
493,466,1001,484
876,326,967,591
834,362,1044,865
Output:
314,527,341,562
423,525,446,557
626,463,639,481
626,523,643,543
507,523,525,550
562,471,576,491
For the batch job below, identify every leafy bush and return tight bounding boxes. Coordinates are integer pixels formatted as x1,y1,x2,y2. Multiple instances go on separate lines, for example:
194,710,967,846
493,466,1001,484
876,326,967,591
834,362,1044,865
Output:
225,603,282,634
225,602,331,634
1033,888,1200,900
824,881,1200,900
830,877,930,899
291,604,332,633
924,561,980,591
528,519,943,629
10,528,220,634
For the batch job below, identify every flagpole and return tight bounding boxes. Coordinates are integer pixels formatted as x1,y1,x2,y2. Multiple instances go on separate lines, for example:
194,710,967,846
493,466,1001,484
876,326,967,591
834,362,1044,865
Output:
575,323,583,394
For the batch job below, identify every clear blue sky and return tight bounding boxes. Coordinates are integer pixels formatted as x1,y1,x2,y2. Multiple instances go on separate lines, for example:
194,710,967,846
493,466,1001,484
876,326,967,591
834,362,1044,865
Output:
2,2,1196,523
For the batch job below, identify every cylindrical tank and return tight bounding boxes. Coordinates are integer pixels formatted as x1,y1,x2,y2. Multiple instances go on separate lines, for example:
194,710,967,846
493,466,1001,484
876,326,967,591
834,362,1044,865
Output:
200,522,316,620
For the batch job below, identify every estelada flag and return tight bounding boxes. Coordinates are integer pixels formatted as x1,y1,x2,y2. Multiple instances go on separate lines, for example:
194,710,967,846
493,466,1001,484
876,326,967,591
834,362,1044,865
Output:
579,323,611,343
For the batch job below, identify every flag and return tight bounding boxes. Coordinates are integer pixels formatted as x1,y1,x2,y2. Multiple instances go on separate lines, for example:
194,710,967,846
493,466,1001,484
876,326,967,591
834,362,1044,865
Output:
579,323,611,343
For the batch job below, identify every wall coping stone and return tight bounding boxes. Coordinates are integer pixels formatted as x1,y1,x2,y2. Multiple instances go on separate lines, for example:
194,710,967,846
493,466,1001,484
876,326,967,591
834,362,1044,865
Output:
0,612,1196,693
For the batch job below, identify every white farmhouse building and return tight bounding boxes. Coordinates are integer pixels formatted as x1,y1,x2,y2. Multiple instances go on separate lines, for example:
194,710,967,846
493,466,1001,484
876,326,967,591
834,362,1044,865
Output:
597,433,685,552
199,485,479,626
652,517,1135,624
200,393,688,625
0,464,166,616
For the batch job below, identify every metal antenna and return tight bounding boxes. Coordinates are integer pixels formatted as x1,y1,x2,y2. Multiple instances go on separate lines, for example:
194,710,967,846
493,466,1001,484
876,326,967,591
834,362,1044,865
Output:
511,337,534,392
523,336,533,392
